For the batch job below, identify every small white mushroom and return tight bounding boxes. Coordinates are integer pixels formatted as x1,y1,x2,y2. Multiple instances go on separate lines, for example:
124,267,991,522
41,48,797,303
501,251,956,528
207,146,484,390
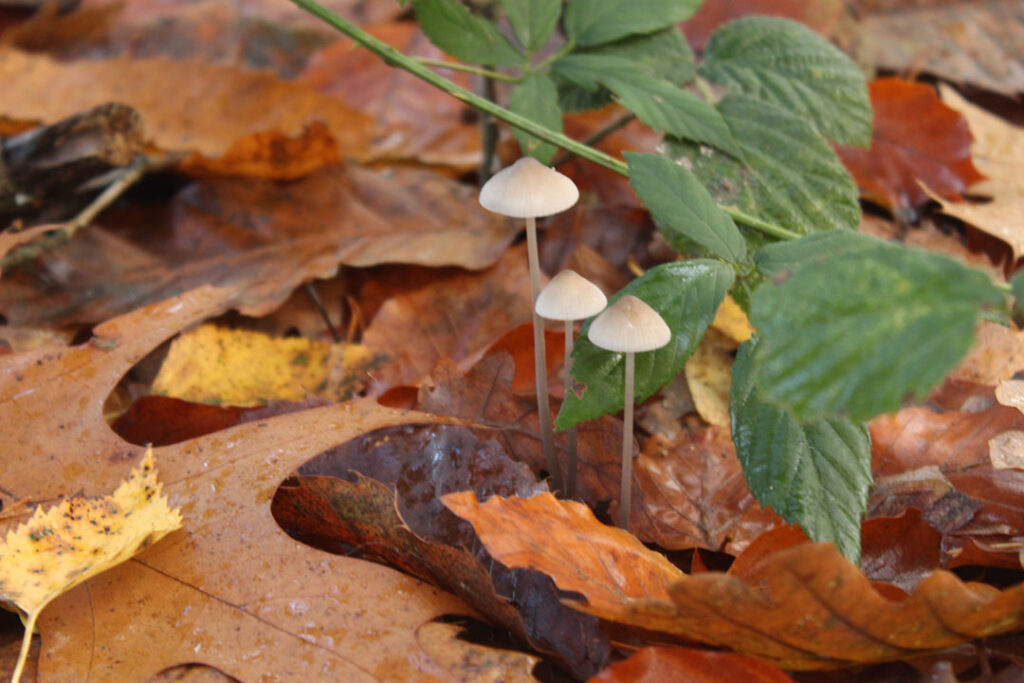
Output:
479,158,579,492
588,295,671,529
535,270,608,498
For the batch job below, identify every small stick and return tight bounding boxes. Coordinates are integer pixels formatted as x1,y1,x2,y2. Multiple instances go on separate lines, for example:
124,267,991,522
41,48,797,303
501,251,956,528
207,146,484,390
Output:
305,281,341,343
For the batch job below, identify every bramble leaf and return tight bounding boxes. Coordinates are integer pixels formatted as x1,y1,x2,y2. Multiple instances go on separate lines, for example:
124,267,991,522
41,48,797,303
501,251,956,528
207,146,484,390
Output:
556,260,733,430
731,338,871,563
414,0,522,66
565,0,702,47
701,16,871,146
509,72,563,164
501,0,560,53
626,152,745,262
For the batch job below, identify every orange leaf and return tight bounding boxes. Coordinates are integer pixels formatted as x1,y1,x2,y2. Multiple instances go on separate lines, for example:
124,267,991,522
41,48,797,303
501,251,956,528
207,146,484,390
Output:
589,646,792,683
834,78,984,215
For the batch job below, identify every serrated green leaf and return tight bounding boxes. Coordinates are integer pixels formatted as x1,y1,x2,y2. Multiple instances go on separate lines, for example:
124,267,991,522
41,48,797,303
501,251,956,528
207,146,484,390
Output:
750,232,1007,421
626,152,745,262
553,54,739,156
731,338,871,563
755,230,877,279
700,16,871,146
414,0,523,66
501,0,560,52
664,94,860,239
509,72,562,164
565,0,701,47
556,27,696,112
556,261,733,430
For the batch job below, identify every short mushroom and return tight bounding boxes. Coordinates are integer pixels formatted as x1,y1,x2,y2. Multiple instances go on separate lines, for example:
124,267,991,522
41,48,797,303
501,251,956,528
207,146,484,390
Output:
535,270,608,498
587,295,671,529
479,157,579,492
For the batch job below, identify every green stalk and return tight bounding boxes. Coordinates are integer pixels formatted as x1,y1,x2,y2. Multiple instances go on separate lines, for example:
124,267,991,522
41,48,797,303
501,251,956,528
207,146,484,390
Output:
289,0,799,242
414,57,521,83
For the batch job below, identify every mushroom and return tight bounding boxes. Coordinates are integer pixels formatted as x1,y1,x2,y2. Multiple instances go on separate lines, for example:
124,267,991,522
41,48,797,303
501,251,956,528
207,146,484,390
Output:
587,295,671,529
534,270,608,498
479,157,579,492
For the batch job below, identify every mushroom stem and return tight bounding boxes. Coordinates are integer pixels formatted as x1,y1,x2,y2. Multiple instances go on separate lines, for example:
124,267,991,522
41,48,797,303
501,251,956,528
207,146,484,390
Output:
619,351,635,529
564,318,577,498
525,216,562,493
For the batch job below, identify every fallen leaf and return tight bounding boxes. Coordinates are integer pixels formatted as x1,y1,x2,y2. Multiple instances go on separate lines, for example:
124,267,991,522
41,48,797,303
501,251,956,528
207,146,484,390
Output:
445,491,1024,671
860,509,942,593
300,22,480,169
417,621,540,682
997,379,1024,412
990,431,1024,470
178,123,342,180
710,294,753,346
850,1,1024,97
0,287,494,679
0,164,517,326
682,0,846,51
589,645,793,683
0,46,376,164
363,246,533,390
151,324,375,406
480,322,565,395
950,321,1024,386
834,78,984,215
936,84,1024,261
684,328,734,429
0,446,181,680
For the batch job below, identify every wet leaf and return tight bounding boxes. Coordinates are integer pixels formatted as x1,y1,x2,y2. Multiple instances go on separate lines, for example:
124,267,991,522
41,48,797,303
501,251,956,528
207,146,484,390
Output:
589,646,793,683
834,78,984,215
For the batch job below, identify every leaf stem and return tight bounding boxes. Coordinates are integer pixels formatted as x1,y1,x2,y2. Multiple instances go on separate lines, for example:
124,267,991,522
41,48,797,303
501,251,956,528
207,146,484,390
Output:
288,0,800,241
552,113,635,168
414,57,520,83
12,609,38,683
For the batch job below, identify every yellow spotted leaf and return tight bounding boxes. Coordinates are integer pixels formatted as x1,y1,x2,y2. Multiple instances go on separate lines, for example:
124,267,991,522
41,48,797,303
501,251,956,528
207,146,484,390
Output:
0,447,182,682
152,324,376,406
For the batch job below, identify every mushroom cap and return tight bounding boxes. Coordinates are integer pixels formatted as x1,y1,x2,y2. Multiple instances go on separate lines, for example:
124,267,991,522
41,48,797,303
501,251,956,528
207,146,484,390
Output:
478,157,579,218
588,295,671,353
535,270,607,321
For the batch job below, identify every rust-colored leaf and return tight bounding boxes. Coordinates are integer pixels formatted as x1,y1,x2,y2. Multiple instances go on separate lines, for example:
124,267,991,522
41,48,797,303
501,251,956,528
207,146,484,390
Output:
445,491,1024,671
0,46,376,164
834,78,984,215
178,123,342,180
0,287,504,680
589,646,793,683
0,164,517,326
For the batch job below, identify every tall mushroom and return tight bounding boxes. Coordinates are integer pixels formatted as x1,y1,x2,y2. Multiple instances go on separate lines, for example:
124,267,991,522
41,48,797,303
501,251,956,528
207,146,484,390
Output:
535,270,608,498
479,157,579,492
587,295,670,529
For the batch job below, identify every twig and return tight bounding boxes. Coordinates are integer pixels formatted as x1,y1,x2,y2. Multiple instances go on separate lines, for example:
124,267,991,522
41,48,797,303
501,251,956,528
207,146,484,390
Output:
305,281,342,343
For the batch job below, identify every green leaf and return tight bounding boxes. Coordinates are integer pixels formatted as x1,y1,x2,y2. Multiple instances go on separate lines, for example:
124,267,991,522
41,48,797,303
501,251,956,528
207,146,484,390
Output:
501,0,560,52
750,232,1007,421
557,27,696,112
700,16,871,146
755,230,877,279
731,338,871,563
556,260,733,430
1012,271,1024,323
553,54,739,156
414,0,523,66
626,152,745,262
509,72,562,164
565,0,701,47
664,94,860,239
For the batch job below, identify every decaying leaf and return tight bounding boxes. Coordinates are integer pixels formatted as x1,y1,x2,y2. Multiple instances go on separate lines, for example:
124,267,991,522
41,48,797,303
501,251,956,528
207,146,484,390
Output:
936,85,1024,261
834,78,984,216
0,446,182,681
949,321,1024,386
151,324,376,406
444,491,1024,671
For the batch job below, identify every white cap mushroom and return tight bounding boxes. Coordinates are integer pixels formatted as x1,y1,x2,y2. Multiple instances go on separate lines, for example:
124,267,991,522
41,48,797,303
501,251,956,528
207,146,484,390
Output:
535,270,607,321
587,294,671,528
478,158,580,494
535,270,607,498
479,157,579,218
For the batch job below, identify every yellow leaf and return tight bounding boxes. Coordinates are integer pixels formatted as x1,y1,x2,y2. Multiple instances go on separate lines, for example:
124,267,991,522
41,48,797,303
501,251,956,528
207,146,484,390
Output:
684,328,735,429
709,295,752,347
152,324,376,406
0,447,182,683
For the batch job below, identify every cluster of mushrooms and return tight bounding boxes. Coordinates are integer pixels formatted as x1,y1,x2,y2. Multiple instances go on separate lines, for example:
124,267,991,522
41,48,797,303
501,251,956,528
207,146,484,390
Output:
479,157,671,529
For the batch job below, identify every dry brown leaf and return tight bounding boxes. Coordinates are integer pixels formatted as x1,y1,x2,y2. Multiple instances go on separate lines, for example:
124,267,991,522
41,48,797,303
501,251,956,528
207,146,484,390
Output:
936,84,1024,260
0,286,494,680
0,46,375,163
951,321,1024,386
444,491,1024,671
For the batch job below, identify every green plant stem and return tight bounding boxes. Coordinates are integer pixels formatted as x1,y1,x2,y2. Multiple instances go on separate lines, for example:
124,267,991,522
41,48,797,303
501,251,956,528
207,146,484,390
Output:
552,113,635,168
288,0,800,242
415,57,520,83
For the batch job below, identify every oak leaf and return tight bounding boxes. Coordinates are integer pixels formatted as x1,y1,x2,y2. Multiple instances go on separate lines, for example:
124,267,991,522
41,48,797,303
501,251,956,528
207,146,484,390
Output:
444,491,1024,670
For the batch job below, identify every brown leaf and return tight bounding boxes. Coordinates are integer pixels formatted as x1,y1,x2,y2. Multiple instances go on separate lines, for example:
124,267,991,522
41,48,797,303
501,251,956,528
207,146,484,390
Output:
633,430,783,554
860,509,942,593
589,646,793,683
0,287,503,679
0,164,517,326
178,123,342,180
300,22,480,170
0,46,375,163
445,491,1024,671
951,321,1024,387
834,78,984,215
